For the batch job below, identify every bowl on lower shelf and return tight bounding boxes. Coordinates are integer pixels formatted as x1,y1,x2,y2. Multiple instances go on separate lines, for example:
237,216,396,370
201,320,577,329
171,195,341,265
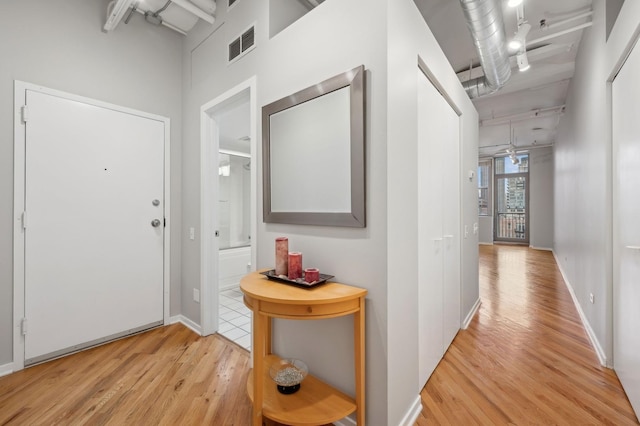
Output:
269,358,308,394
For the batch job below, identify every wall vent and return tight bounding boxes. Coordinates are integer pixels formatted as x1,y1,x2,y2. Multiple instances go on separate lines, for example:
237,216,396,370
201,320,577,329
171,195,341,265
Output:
241,26,254,52
228,38,241,62
228,24,255,63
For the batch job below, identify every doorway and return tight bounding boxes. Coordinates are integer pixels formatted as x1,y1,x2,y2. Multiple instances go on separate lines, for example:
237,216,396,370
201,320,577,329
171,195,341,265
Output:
494,154,529,243
612,34,640,416
13,82,170,369
200,77,257,339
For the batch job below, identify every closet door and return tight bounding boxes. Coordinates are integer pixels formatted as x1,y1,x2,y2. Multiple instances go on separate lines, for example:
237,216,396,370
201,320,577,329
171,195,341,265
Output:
442,102,461,350
613,39,640,416
417,70,445,386
417,68,461,387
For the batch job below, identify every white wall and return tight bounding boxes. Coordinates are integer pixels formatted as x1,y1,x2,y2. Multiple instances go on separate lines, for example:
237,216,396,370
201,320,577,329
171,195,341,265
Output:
183,0,478,422
529,147,554,250
388,0,479,423
555,0,611,362
479,216,493,244
554,0,640,365
0,0,183,367
182,0,390,421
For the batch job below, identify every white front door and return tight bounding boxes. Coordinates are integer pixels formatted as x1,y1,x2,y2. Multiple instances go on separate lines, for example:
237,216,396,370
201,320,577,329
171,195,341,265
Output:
22,89,165,365
613,39,640,416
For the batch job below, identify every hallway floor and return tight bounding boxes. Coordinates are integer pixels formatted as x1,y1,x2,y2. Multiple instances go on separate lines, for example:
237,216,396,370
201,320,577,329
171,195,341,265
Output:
416,245,639,424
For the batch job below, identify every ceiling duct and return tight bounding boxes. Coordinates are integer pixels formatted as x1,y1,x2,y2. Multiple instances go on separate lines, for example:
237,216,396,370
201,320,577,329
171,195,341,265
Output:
458,0,512,98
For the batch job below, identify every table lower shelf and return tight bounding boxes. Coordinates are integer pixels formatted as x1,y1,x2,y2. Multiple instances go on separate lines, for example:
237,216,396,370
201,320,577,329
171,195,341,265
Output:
247,354,356,426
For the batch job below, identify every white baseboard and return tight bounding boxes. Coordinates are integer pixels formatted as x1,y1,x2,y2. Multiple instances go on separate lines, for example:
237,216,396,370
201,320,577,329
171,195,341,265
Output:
552,251,608,367
530,245,553,251
169,315,202,336
398,395,423,426
478,242,493,245
0,362,14,378
462,298,482,330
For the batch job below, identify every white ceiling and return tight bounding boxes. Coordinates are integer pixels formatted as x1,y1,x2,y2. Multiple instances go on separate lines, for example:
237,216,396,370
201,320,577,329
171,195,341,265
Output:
415,0,593,157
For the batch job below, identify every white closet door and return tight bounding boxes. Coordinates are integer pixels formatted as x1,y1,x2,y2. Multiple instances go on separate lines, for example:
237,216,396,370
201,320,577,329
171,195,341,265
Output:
417,69,460,386
23,90,165,365
442,102,461,350
418,70,444,386
613,39,640,416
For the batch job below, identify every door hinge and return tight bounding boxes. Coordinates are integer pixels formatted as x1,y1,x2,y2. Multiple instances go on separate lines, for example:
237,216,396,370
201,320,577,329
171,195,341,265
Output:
21,105,28,123
21,211,27,229
21,318,28,336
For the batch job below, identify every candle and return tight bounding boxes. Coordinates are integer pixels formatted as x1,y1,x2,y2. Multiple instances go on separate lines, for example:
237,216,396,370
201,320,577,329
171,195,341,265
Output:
304,268,319,283
275,237,288,276
288,252,302,280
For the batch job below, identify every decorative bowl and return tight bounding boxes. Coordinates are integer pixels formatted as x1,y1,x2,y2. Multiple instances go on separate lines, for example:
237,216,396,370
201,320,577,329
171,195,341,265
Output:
269,358,308,394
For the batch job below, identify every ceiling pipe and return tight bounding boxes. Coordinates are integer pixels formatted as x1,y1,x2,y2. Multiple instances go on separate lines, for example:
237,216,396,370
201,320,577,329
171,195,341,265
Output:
458,0,512,98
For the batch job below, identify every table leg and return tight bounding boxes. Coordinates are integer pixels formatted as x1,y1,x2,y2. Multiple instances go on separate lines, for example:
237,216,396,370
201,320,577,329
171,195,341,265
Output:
354,297,365,425
252,309,264,426
265,316,273,355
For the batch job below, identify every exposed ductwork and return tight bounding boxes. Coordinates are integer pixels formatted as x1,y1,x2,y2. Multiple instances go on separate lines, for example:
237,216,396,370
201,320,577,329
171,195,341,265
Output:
458,0,512,98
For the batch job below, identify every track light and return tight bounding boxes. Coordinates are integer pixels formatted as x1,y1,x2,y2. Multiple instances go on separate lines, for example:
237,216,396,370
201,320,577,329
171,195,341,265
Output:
509,22,531,51
508,0,523,7
103,0,135,32
517,51,530,71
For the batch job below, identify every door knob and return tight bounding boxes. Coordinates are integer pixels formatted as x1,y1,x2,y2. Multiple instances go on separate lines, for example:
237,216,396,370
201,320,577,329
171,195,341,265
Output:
151,219,162,228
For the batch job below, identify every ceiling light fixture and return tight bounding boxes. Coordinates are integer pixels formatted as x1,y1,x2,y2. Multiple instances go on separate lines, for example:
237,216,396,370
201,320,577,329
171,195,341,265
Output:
509,22,531,50
103,0,135,32
516,51,530,71
508,0,523,7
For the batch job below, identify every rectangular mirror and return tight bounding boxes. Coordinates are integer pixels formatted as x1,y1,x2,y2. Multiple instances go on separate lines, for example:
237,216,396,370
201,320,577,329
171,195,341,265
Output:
262,65,365,227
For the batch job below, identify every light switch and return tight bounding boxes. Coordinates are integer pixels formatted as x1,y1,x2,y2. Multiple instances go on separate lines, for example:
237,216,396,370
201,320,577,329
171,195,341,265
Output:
189,227,195,240
473,223,478,235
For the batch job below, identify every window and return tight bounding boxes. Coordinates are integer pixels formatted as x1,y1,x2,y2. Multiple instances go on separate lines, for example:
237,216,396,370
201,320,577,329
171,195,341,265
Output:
494,154,529,174
478,159,492,216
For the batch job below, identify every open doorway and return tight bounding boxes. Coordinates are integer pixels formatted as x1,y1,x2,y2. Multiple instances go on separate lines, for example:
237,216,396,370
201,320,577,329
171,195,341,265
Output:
200,77,257,344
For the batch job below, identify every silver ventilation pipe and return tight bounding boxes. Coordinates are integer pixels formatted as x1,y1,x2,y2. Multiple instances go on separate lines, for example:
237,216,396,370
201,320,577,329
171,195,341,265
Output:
459,0,512,98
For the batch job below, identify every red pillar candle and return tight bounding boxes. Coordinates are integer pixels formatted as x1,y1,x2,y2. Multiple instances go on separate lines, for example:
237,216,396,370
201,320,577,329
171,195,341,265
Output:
288,252,302,280
275,237,288,276
304,268,319,283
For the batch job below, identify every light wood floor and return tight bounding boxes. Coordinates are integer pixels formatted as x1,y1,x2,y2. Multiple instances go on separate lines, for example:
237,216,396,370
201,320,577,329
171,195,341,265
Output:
2,245,638,425
0,325,253,425
417,244,639,425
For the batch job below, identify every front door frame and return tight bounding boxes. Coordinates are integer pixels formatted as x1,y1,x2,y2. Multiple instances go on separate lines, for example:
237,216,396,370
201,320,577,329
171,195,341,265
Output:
13,80,171,372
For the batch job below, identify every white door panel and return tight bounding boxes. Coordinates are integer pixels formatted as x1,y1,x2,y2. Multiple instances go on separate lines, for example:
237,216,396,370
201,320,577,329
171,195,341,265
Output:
417,69,461,387
613,38,640,417
24,90,165,364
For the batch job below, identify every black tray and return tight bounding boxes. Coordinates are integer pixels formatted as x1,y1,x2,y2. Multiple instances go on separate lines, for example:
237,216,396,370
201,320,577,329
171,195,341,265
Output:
260,269,334,288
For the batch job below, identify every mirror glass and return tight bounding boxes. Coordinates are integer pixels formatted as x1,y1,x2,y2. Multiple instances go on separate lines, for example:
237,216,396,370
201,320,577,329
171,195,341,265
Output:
262,65,365,227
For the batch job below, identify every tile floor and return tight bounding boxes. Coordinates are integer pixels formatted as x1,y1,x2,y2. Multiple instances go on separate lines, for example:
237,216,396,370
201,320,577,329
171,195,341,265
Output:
219,287,252,351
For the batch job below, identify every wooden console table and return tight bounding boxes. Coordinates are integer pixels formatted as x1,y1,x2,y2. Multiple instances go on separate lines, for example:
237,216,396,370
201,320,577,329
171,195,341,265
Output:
240,271,367,426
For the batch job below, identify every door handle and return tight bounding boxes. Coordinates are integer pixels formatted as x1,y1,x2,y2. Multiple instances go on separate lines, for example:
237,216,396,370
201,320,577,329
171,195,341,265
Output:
625,246,640,250
151,219,162,228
